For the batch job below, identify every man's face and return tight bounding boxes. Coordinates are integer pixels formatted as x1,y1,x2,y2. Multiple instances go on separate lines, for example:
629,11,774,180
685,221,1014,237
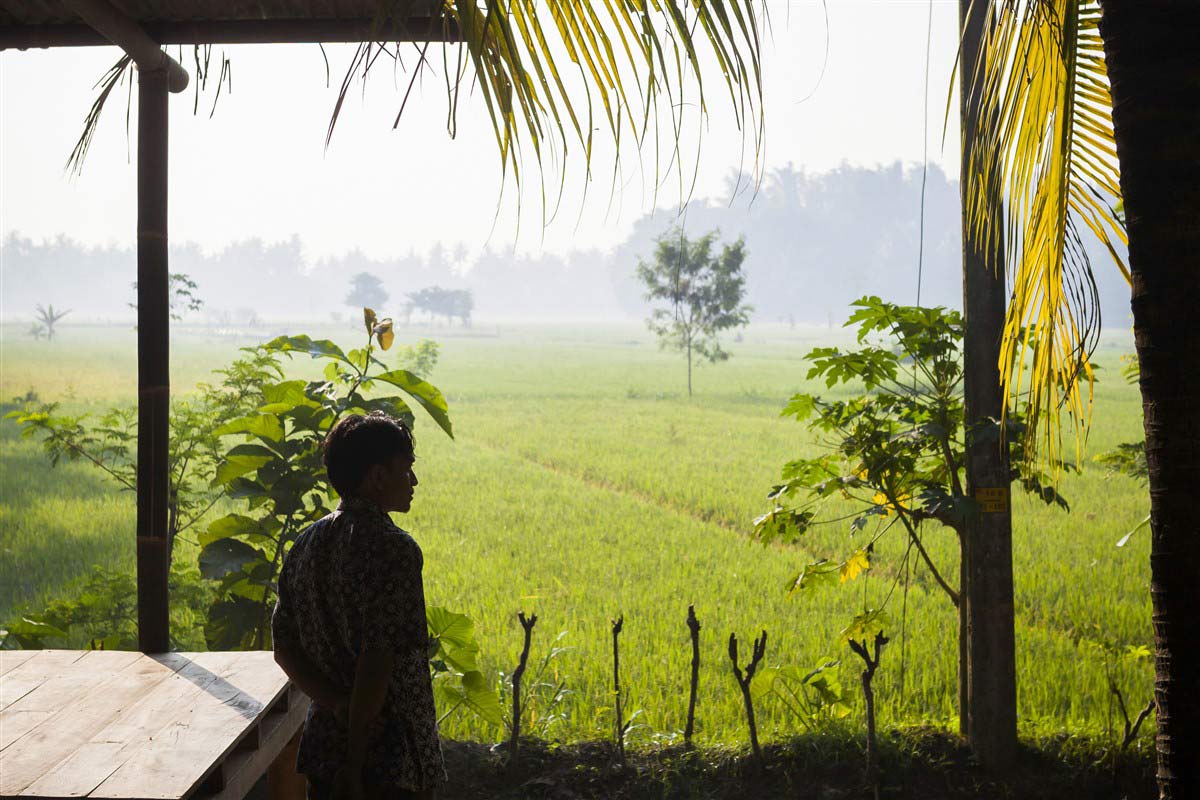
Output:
365,454,418,513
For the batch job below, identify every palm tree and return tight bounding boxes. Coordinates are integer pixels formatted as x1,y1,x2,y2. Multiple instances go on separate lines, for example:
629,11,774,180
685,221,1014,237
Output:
973,2,1198,795
34,304,71,341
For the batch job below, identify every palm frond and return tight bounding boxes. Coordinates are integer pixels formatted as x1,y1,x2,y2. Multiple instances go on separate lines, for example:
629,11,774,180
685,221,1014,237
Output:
70,2,767,216
968,0,1126,469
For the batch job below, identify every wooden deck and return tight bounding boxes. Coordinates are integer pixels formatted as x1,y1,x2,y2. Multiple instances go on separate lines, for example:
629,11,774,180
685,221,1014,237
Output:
1,650,308,800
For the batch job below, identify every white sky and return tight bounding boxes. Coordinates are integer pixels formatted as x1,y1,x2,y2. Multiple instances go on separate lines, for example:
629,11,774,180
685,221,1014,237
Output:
1,1,962,261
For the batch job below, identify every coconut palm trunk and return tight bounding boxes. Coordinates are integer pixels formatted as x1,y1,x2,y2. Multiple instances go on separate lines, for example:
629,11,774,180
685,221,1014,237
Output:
1098,4,1200,797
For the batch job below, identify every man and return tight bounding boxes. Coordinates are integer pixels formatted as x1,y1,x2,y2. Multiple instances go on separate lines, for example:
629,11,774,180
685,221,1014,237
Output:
272,412,445,800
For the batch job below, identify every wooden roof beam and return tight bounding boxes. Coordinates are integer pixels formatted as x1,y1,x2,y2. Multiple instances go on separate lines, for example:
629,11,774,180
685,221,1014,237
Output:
65,0,188,90
0,17,456,50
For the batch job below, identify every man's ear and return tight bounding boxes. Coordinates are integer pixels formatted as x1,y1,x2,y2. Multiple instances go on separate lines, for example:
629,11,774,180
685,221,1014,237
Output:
359,463,384,493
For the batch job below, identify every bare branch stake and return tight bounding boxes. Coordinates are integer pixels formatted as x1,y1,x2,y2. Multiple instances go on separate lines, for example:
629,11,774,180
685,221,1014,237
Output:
847,633,889,785
729,629,767,762
685,605,701,747
612,615,625,762
509,611,537,769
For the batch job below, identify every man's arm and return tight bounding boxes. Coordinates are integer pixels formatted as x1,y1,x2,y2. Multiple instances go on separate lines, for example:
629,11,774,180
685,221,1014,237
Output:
356,533,446,790
273,642,348,717
344,645,394,771
271,560,348,719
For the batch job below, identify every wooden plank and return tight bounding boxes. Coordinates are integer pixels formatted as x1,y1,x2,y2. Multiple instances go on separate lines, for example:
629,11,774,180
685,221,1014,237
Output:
0,651,141,752
0,650,87,712
3,650,141,714
209,690,310,800
13,651,240,799
0,710,52,750
90,651,292,800
0,650,38,677
1,652,192,796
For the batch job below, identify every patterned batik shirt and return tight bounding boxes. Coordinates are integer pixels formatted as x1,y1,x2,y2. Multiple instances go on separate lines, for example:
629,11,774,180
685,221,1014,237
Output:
271,496,446,792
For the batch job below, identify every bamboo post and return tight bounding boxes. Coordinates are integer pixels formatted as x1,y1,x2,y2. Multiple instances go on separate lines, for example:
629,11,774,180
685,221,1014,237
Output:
135,65,171,654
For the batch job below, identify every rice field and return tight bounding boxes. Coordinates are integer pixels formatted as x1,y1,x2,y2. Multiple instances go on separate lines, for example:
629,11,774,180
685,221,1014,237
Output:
0,321,1152,747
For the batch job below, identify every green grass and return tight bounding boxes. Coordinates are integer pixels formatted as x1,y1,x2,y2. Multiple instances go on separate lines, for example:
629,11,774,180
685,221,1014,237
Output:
0,321,1153,747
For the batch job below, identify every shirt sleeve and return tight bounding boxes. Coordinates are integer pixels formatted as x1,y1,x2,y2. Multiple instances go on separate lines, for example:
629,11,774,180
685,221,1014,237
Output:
359,533,428,654
360,533,446,788
270,558,302,654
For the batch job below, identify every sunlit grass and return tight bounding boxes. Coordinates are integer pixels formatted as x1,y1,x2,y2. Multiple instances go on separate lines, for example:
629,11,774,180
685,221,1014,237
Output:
0,322,1151,746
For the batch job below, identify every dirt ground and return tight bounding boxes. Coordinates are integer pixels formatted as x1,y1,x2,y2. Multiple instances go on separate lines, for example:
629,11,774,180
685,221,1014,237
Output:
437,729,1156,800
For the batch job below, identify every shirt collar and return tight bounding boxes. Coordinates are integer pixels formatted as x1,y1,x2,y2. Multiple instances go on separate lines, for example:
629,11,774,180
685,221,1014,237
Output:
336,495,390,520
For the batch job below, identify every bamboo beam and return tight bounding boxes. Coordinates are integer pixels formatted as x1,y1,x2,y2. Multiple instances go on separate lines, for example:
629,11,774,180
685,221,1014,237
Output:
135,66,171,654
65,0,188,91
0,17,455,50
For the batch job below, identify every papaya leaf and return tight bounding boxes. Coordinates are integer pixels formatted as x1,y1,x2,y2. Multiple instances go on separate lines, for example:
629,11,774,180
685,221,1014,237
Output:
788,559,841,594
840,608,891,644
839,549,870,583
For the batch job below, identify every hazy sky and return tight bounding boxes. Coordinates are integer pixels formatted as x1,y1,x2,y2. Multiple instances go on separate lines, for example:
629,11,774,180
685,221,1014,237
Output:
1,1,962,260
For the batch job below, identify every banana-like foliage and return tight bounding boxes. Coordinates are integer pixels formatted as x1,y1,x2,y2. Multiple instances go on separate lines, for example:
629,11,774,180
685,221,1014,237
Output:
966,0,1127,467
70,1,766,216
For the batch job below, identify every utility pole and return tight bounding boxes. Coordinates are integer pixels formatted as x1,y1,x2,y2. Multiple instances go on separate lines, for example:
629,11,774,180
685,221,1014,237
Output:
959,0,1017,769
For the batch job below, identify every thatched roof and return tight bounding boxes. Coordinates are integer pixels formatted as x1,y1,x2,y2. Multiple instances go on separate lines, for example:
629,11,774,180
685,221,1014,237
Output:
0,1,446,47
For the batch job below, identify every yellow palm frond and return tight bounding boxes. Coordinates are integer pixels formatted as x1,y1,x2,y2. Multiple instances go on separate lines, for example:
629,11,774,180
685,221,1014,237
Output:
967,0,1126,470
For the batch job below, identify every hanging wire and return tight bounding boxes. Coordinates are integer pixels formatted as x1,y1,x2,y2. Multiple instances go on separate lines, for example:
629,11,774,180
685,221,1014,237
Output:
916,0,934,309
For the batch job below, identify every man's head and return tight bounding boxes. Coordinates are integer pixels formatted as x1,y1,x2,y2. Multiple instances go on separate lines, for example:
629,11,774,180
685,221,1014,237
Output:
322,412,418,513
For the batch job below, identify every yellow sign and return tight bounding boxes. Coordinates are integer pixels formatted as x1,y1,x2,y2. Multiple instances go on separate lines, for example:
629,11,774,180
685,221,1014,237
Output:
976,487,1009,513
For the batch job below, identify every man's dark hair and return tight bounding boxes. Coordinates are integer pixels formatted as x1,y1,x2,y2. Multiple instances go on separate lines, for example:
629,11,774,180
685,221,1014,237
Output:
322,412,415,497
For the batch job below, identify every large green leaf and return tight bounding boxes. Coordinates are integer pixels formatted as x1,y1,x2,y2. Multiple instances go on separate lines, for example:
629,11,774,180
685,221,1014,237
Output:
6,617,69,639
212,445,276,486
434,671,504,727
205,596,261,651
264,335,351,364
259,380,318,414
427,606,475,650
213,414,284,443
201,513,276,547
368,371,453,438
199,538,265,580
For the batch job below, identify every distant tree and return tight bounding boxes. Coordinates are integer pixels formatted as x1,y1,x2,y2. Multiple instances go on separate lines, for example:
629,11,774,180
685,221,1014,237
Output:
33,304,70,341
345,272,388,310
408,286,473,326
27,323,46,341
395,339,441,378
637,229,751,396
449,289,473,327
130,273,203,322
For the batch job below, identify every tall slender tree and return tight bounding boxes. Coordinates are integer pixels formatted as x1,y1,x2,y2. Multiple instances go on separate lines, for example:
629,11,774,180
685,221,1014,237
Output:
637,229,751,397
1097,6,1200,797
973,2,1199,794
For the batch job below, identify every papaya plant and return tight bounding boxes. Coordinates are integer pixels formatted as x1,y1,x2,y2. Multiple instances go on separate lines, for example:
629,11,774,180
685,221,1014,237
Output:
753,297,1072,717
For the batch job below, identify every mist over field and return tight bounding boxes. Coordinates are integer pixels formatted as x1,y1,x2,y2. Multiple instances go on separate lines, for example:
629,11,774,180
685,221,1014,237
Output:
2,163,1133,328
